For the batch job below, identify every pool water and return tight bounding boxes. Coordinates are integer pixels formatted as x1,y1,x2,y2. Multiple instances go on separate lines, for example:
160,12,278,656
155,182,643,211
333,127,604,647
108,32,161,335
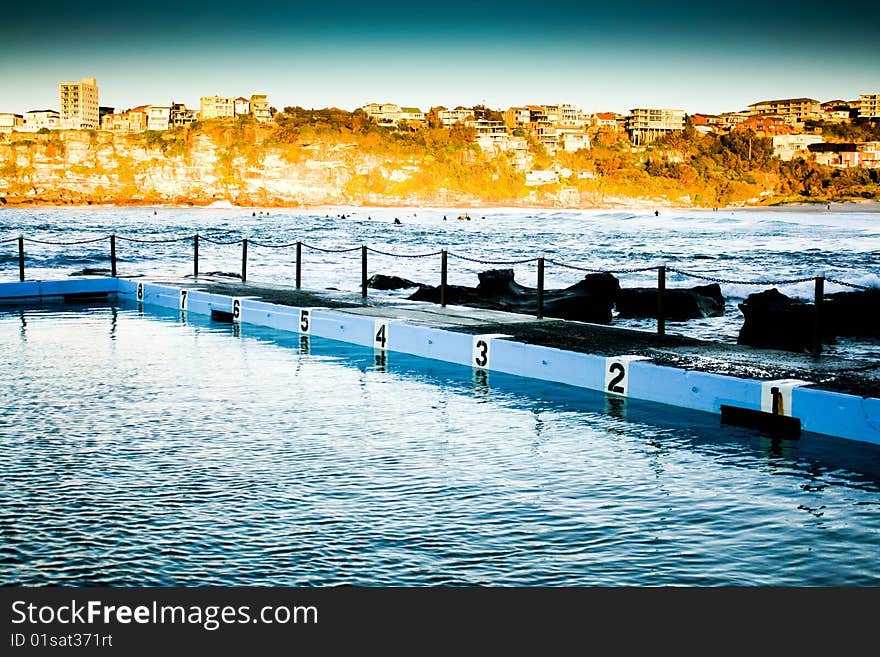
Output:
1,303,879,586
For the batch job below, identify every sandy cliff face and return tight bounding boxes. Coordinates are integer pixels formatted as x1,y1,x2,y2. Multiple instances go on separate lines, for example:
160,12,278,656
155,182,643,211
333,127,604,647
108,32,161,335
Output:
0,129,674,208
0,131,376,206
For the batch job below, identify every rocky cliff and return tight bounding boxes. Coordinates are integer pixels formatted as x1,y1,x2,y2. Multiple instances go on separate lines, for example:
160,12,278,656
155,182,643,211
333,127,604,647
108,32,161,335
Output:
0,127,611,208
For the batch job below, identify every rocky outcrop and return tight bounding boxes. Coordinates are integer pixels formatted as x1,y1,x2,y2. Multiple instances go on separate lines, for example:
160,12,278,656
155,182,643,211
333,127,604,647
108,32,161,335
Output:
367,274,424,290
738,287,879,352
408,269,620,323
737,289,826,352
616,283,725,320
823,289,880,337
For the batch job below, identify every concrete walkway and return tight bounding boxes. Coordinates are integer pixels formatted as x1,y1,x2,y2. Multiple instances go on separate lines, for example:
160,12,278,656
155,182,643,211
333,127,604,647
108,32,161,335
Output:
144,274,880,398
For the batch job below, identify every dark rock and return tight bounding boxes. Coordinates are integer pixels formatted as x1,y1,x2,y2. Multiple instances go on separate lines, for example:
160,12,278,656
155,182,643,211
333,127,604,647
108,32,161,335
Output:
823,288,880,337
202,271,242,279
367,274,424,290
543,273,620,323
408,269,619,324
737,288,830,352
617,283,725,320
69,267,112,276
476,269,531,297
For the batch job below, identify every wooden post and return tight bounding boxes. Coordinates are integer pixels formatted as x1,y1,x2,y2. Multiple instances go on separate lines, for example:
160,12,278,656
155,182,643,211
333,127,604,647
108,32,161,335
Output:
440,249,448,307
18,235,24,282
241,238,248,282
537,257,545,319
361,245,368,298
657,264,666,336
110,234,117,277
812,270,824,357
296,241,302,289
193,234,199,278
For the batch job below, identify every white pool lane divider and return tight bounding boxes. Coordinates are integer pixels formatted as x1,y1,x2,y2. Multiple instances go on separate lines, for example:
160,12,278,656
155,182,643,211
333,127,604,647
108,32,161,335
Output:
115,279,880,445
4,277,877,446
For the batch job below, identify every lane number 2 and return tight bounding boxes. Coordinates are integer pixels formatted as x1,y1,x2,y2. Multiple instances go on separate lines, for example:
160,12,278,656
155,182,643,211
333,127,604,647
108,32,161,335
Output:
607,362,626,394
604,356,646,397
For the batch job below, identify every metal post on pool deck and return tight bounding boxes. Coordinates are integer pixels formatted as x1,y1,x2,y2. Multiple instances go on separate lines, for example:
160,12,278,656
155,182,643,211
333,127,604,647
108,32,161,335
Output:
193,234,199,278
657,264,666,336
536,256,545,319
110,234,117,277
440,249,448,307
241,238,248,282
361,245,368,298
812,269,824,357
296,241,302,289
18,235,25,282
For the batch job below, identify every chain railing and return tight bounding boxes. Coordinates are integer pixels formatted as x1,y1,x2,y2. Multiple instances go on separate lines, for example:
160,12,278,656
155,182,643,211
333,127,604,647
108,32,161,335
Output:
4,231,875,354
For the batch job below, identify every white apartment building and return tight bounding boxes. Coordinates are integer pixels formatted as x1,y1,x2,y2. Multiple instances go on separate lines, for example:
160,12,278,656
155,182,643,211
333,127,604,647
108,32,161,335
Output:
626,108,686,145
437,108,475,127
772,134,825,161
860,94,880,119
200,96,236,120
0,113,24,133
250,94,272,122
22,110,61,132
146,106,171,131
543,104,587,129
399,107,424,125
235,97,250,116
559,130,590,152
59,77,99,129
362,103,402,127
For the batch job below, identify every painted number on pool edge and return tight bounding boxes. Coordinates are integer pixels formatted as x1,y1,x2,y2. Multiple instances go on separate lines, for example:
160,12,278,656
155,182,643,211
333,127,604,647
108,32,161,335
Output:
299,309,311,334
473,339,489,369
179,289,188,311
232,298,242,323
604,356,646,397
374,320,389,351
607,362,626,394
136,282,144,303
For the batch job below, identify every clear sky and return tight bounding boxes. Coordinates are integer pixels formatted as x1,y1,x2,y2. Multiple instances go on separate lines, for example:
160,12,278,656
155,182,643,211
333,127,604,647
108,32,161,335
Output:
2,1,878,116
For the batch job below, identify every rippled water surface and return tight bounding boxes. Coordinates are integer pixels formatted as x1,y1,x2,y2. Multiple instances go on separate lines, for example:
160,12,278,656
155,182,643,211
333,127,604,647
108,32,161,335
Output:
1,205,878,357
2,305,879,585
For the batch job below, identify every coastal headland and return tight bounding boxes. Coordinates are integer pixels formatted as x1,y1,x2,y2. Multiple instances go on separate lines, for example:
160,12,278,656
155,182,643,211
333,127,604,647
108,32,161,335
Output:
2,112,878,209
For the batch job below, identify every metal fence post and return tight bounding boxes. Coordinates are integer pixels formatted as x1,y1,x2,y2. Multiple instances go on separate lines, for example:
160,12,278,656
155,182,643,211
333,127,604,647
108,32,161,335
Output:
537,256,545,319
193,234,199,278
441,249,448,307
296,241,302,289
18,235,25,282
241,238,248,282
657,264,666,336
110,234,117,277
812,269,824,357
361,245,368,298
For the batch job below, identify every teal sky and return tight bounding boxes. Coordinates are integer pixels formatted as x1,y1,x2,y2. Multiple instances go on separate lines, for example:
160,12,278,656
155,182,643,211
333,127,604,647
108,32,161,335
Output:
1,1,878,115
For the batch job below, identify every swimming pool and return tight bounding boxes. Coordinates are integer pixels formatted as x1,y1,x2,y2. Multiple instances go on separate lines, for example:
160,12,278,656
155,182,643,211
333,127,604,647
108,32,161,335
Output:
1,302,879,585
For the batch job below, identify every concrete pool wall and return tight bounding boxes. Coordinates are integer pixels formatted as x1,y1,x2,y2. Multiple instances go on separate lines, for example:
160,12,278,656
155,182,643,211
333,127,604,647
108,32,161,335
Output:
2,276,878,446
